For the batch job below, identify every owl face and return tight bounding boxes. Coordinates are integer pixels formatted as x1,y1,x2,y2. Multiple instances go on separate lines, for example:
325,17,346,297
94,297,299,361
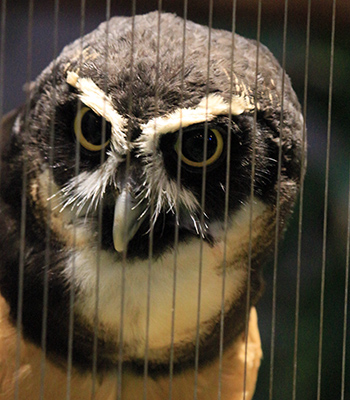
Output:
0,12,304,373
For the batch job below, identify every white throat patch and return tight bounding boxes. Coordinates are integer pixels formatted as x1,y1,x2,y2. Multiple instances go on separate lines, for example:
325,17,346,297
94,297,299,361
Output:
64,200,267,361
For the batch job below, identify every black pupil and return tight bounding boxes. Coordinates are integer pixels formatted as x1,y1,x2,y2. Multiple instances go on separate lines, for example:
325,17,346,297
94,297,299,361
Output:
182,130,218,162
81,110,111,145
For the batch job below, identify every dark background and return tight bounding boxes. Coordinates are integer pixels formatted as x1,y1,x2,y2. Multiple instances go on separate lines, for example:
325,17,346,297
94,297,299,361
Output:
1,1,349,399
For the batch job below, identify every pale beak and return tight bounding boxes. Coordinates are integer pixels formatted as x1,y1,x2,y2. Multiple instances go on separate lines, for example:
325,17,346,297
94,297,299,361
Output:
113,188,149,253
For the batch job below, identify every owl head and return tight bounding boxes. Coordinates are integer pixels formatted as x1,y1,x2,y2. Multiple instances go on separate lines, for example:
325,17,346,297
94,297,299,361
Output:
0,12,304,374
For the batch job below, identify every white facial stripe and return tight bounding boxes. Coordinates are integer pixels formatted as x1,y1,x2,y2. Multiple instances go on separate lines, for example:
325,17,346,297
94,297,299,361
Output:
143,157,200,219
59,153,122,216
66,71,128,153
135,93,254,219
138,93,254,154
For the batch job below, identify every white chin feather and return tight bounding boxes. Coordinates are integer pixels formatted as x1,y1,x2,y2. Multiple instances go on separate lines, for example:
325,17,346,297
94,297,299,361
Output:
64,199,267,361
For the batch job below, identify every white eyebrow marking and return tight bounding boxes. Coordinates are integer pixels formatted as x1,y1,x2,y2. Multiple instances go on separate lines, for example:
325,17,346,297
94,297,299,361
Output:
137,93,254,153
66,71,128,153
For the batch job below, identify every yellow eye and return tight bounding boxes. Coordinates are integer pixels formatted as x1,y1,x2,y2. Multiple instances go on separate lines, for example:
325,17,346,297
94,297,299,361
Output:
176,127,224,168
74,106,112,152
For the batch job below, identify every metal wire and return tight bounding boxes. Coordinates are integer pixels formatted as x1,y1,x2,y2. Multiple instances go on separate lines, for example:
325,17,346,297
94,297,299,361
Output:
342,164,350,400
217,2,237,399
15,1,34,398
90,2,112,398
169,1,188,399
269,1,289,398
66,2,86,399
115,4,137,400
141,4,163,399
193,2,214,399
317,1,337,399
39,2,60,399
0,0,6,185
244,1,262,399
292,1,311,399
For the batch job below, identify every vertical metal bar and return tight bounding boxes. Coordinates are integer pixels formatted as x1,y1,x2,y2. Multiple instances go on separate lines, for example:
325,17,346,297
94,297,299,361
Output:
115,3,137,398
292,1,311,399
0,0,6,184
116,5,136,400
341,164,350,400
244,1,261,399
90,3,111,398
193,2,214,399
39,1,60,399
142,3,163,399
217,1,237,399
66,2,86,399
168,1,188,399
269,1,289,399
15,1,34,398
317,1,336,399
117,218,126,400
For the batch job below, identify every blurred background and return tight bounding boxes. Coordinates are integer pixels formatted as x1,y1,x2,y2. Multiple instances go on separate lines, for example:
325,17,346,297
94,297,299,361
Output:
1,0,349,399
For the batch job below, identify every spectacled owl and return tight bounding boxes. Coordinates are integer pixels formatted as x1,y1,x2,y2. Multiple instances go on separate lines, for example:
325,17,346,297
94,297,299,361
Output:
0,11,304,399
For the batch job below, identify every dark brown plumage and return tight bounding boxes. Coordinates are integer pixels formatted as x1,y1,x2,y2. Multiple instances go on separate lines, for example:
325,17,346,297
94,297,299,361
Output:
0,12,304,399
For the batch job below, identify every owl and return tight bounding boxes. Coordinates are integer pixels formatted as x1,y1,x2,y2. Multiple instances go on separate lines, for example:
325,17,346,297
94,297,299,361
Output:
0,11,304,400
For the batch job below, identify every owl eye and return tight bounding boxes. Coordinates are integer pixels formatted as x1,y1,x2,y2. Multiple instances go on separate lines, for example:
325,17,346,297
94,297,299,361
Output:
74,106,112,152
176,127,224,168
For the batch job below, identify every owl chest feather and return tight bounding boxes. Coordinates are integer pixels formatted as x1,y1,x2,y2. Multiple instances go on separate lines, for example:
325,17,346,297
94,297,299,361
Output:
58,200,268,371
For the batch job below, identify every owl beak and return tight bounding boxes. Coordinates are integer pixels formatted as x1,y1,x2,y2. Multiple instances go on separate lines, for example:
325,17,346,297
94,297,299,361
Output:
113,188,148,253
